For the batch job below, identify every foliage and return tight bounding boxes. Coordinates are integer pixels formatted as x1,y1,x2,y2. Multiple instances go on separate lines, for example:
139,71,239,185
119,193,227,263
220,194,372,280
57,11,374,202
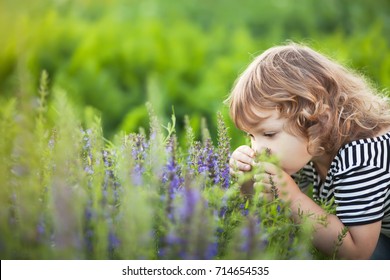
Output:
1,0,389,149
0,76,324,260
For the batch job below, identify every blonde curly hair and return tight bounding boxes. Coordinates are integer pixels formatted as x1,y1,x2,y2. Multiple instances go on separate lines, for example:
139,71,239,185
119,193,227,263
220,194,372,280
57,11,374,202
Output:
226,43,390,157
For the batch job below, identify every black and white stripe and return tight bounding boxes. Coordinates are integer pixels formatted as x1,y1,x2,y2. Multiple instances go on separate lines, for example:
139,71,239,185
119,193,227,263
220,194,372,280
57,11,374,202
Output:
295,132,390,238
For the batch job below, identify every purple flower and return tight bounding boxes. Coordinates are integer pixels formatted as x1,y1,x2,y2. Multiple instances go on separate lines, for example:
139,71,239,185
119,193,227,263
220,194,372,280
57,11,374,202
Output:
162,137,184,220
219,206,228,218
216,112,231,188
83,206,94,254
239,215,264,257
128,133,149,187
108,230,121,252
220,163,230,188
239,203,249,216
82,129,92,149
205,241,218,259
84,165,94,175
180,187,201,221
36,215,46,242
81,129,94,175
37,222,45,235
132,163,144,186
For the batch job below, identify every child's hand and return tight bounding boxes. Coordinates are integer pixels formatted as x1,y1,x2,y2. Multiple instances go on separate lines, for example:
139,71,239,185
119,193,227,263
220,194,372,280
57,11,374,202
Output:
229,145,256,176
253,161,301,202
229,145,256,196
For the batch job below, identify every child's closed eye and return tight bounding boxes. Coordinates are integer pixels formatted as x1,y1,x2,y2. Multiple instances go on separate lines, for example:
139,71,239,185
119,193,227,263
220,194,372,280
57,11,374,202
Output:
263,132,277,138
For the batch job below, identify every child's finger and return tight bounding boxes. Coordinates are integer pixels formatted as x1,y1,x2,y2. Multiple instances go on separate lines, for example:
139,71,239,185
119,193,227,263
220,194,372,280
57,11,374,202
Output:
235,150,255,165
232,147,255,163
253,161,280,175
229,158,252,171
230,147,255,172
236,145,256,157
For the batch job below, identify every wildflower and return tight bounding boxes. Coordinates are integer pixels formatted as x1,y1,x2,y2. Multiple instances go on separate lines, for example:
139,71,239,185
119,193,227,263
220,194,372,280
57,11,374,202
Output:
128,133,148,186
36,214,46,242
239,215,265,258
205,240,219,259
219,206,228,218
81,129,94,175
84,165,94,175
197,150,208,174
82,129,92,149
160,178,218,260
180,186,201,221
37,220,45,235
48,132,56,149
239,203,249,216
216,112,231,188
162,136,184,221
108,230,121,255
203,139,219,184
83,205,94,254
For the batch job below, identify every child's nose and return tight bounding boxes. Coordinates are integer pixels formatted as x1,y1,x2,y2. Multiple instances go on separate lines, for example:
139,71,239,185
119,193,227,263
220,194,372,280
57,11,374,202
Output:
252,142,269,155
251,142,263,153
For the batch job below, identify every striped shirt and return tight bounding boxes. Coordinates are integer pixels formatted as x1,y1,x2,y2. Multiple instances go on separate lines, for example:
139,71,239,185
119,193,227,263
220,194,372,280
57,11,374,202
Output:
294,132,390,238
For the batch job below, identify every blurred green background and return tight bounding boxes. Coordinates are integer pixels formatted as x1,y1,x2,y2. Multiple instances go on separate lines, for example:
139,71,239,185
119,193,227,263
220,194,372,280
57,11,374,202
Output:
1,0,389,148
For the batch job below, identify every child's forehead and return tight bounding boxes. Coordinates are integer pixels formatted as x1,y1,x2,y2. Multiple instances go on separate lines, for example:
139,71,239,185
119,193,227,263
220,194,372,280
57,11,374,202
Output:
247,106,282,122
241,107,282,130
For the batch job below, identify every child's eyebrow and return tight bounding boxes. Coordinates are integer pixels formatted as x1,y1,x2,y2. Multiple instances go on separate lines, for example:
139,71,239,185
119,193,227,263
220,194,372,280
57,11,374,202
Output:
245,122,268,134
247,116,284,133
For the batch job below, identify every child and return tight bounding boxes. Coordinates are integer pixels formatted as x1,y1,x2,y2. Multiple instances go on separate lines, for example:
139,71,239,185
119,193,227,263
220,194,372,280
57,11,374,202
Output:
226,43,390,259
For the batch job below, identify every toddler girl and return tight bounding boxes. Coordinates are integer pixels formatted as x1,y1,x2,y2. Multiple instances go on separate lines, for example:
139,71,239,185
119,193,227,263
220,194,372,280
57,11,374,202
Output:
227,43,390,259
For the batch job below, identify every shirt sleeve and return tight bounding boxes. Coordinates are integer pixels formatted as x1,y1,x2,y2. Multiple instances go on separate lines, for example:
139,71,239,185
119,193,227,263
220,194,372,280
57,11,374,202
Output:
333,164,389,226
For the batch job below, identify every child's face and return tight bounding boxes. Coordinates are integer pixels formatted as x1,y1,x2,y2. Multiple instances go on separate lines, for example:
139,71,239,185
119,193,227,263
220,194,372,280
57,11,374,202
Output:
245,109,312,175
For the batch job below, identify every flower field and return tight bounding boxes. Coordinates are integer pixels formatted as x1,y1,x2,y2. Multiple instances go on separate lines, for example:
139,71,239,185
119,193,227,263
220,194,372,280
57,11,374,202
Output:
0,72,319,260
1,0,389,261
